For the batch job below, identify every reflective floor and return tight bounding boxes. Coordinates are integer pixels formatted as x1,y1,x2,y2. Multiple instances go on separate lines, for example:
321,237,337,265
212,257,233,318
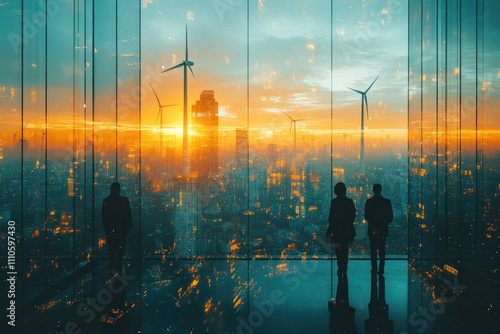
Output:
17,259,499,333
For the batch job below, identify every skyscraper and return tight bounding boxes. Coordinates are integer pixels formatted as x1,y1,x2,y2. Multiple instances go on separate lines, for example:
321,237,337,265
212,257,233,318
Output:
235,129,248,167
174,176,198,257
192,90,219,180
233,129,249,211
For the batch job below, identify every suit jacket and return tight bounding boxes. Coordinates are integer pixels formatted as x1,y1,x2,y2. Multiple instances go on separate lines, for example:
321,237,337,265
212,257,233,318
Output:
102,194,132,237
364,194,393,238
327,196,356,244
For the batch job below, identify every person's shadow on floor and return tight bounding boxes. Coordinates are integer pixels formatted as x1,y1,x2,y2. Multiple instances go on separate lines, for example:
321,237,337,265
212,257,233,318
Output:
365,275,393,333
329,273,356,333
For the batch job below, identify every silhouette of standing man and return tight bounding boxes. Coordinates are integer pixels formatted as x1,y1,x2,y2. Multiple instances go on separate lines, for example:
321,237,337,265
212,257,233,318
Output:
327,182,356,276
102,182,132,277
364,184,393,276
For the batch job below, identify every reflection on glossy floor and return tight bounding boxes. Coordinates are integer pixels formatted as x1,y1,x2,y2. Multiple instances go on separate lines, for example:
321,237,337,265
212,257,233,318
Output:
20,260,410,333
21,259,500,334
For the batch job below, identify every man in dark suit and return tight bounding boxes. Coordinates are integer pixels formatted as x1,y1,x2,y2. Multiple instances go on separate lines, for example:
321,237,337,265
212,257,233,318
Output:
364,184,393,276
102,182,132,277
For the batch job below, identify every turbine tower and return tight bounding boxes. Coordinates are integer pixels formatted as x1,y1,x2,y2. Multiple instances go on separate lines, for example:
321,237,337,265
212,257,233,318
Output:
41,129,46,148
149,82,175,154
282,111,306,154
347,76,378,174
13,131,18,149
161,25,195,175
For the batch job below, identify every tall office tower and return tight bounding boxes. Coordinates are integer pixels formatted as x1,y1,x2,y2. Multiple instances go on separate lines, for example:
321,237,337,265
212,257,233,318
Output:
174,176,198,257
236,129,248,167
268,143,278,162
266,144,279,213
235,129,248,210
17,138,29,149
192,90,219,180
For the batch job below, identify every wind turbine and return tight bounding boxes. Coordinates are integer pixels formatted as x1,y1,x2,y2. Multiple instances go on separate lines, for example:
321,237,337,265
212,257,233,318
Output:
13,131,18,149
42,129,46,149
347,75,378,174
149,82,175,154
281,111,306,154
161,25,195,175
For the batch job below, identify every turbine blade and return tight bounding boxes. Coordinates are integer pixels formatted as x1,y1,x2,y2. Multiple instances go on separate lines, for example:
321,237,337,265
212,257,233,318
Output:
161,62,184,73
365,75,379,93
149,82,161,106
295,119,307,122
156,107,161,124
185,25,188,61
347,87,364,94
187,63,195,78
281,111,292,121
289,121,292,134
160,104,176,108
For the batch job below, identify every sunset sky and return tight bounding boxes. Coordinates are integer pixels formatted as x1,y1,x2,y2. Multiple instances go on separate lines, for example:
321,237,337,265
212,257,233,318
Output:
1,0,499,151
141,0,408,137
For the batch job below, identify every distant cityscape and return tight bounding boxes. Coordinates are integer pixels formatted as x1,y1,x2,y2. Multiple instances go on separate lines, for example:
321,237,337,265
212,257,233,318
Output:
0,1,499,333
0,88,409,269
